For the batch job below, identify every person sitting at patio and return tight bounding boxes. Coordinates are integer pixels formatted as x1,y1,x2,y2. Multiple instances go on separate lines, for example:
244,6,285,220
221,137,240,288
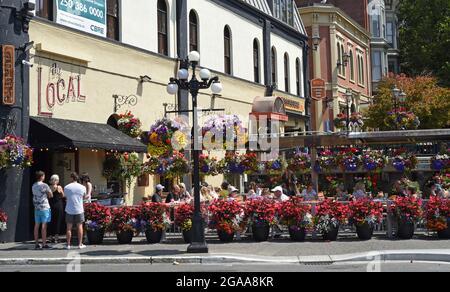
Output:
219,181,230,199
392,180,407,197
272,186,289,202
335,185,350,201
152,184,164,203
200,186,214,202
261,188,273,199
352,182,367,200
406,186,420,199
228,186,242,202
207,185,219,200
165,184,180,204
178,183,192,203
301,184,318,201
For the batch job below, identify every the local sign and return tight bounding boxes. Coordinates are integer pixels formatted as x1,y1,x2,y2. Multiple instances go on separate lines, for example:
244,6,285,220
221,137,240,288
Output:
1,45,15,106
56,0,107,37
311,78,326,100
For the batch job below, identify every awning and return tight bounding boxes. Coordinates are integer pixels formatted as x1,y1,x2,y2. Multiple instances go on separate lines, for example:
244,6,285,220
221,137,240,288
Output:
250,96,288,122
30,117,148,153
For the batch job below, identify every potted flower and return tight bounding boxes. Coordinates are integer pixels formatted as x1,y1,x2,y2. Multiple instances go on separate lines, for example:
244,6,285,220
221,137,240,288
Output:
208,199,244,242
148,118,187,156
362,150,387,172
391,149,418,172
264,158,286,176
348,199,383,240
117,111,143,138
288,152,311,174
336,148,361,172
166,151,191,179
175,203,194,243
0,135,33,169
333,113,348,130
0,209,7,233
315,150,336,173
278,197,313,242
431,152,449,172
314,199,349,241
425,197,450,239
244,198,277,242
390,196,423,239
110,206,139,244
199,154,219,176
84,203,112,245
138,202,170,244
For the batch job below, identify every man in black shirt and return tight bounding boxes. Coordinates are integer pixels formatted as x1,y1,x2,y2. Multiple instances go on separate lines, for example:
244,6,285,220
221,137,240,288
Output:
152,184,165,203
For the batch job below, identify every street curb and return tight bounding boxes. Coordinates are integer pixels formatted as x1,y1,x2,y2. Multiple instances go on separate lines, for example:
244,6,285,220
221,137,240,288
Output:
0,250,449,266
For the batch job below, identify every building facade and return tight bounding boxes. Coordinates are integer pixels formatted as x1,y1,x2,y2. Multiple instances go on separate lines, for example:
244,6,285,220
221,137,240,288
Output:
0,0,309,241
299,3,371,132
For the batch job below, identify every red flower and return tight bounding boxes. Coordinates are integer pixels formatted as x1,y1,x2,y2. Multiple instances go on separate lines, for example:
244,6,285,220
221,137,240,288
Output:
315,199,349,224
174,203,194,229
208,199,244,234
348,199,383,226
425,197,450,231
244,198,277,225
138,202,169,231
84,203,111,230
110,206,139,233
390,196,423,222
278,197,312,227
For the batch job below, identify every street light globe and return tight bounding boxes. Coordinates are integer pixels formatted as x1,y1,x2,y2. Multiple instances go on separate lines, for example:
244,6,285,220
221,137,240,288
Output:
211,81,223,94
199,68,211,80
399,91,407,103
392,87,401,98
178,69,189,80
188,51,200,63
167,83,179,95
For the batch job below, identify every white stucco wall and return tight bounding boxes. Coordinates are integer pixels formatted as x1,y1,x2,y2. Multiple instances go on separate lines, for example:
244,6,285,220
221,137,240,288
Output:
270,33,304,96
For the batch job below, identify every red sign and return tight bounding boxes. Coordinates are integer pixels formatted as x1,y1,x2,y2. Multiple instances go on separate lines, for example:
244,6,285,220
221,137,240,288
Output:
311,78,326,100
250,112,289,122
2,45,15,106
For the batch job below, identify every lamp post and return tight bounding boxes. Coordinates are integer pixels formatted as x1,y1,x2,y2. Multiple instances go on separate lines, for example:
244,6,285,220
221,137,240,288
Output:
167,51,223,253
391,86,406,130
344,89,353,131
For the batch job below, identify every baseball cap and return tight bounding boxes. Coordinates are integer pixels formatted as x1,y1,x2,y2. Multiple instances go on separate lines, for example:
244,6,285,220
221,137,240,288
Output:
229,186,239,193
271,186,283,193
156,184,165,191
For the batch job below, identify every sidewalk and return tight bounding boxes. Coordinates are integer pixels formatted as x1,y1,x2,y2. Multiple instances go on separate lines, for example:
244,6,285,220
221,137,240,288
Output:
0,233,449,265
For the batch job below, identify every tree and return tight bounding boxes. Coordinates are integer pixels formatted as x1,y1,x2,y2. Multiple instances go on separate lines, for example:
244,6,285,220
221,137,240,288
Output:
397,0,450,87
364,74,450,130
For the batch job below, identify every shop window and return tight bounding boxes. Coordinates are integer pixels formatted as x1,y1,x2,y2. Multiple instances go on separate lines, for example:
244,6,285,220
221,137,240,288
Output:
35,0,53,20
158,0,169,56
224,26,232,75
189,10,199,53
107,0,120,41
253,39,260,83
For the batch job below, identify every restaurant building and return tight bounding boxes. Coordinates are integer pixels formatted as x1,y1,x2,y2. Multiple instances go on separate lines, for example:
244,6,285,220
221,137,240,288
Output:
0,0,309,241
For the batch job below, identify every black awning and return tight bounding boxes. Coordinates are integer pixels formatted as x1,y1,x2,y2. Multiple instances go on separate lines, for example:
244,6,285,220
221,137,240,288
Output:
30,117,148,153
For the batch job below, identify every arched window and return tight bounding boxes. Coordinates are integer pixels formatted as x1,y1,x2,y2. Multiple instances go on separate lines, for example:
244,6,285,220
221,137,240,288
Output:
337,43,342,75
296,58,301,96
340,44,345,76
271,47,277,86
359,56,365,85
189,10,199,53
349,50,355,81
253,39,260,83
284,53,290,92
224,26,232,75
157,0,168,56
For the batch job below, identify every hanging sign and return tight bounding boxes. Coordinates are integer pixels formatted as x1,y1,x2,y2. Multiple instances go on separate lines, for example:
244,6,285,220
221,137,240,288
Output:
1,45,15,106
56,0,107,37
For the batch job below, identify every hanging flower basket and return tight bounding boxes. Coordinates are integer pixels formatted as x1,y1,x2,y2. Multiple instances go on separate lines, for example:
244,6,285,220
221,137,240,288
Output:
315,150,336,173
264,158,286,176
148,118,187,156
391,149,418,172
361,150,387,172
199,154,220,176
430,151,449,171
218,152,258,175
336,148,361,172
202,114,248,150
0,135,33,169
384,111,420,130
117,111,143,138
143,151,190,179
333,113,348,130
288,152,311,174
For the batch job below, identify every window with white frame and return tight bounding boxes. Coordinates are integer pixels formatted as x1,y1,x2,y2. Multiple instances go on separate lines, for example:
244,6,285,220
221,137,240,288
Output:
372,51,382,81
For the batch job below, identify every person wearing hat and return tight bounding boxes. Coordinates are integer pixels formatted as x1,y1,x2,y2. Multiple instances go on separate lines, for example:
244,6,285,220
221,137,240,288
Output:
272,186,289,202
152,184,165,203
228,186,241,202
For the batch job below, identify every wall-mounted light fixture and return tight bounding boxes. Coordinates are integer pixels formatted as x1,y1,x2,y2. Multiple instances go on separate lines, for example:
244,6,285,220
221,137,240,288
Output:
139,75,152,83
312,34,321,51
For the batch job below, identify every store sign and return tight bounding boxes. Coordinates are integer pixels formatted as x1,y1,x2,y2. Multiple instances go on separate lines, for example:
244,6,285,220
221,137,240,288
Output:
311,78,326,100
280,96,305,114
37,63,87,117
1,45,15,106
56,0,107,37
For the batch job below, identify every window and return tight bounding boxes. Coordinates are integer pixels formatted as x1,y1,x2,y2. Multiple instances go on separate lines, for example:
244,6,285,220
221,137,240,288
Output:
371,5,381,37
341,44,345,77
157,0,168,56
273,0,295,27
372,51,382,81
284,53,290,92
349,50,355,81
224,26,232,75
271,47,277,86
296,58,301,96
35,0,53,20
386,21,394,46
107,0,120,41
337,42,344,76
357,54,365,85
385,0,393,10
253,39,260,83
189,10,199,52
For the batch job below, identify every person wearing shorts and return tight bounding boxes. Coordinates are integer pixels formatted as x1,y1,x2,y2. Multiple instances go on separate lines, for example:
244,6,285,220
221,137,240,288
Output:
64,172,87,250
32,171,53,250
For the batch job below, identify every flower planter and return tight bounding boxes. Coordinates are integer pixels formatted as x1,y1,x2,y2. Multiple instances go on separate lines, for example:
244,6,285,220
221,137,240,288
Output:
217,230,235,243
252,223,270,242
288,226,306,242
145,229,163,244
437,218,450,240
355,223,374,240
397,220,415,240
116,230,134,244
182,229,193,243
87,229,105,245
323,225,340,241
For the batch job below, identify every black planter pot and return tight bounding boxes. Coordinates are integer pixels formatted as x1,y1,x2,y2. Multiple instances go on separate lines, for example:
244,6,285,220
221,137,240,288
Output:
87,229,105,245
182,229,193,243
252,223,270,242
288,226,306,242
323,225,340,241
397,220,415,240
437,218,450,239
355,224,374,240
217,230,235,242
116,230,134,244
145,229,163,244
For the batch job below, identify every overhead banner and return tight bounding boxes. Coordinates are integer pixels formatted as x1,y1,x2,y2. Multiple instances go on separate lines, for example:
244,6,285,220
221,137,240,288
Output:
56,0,107,37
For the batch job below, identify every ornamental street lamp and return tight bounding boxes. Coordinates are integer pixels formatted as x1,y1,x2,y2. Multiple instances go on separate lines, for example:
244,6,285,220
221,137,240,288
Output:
391,86,407,130
167,51,223,253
